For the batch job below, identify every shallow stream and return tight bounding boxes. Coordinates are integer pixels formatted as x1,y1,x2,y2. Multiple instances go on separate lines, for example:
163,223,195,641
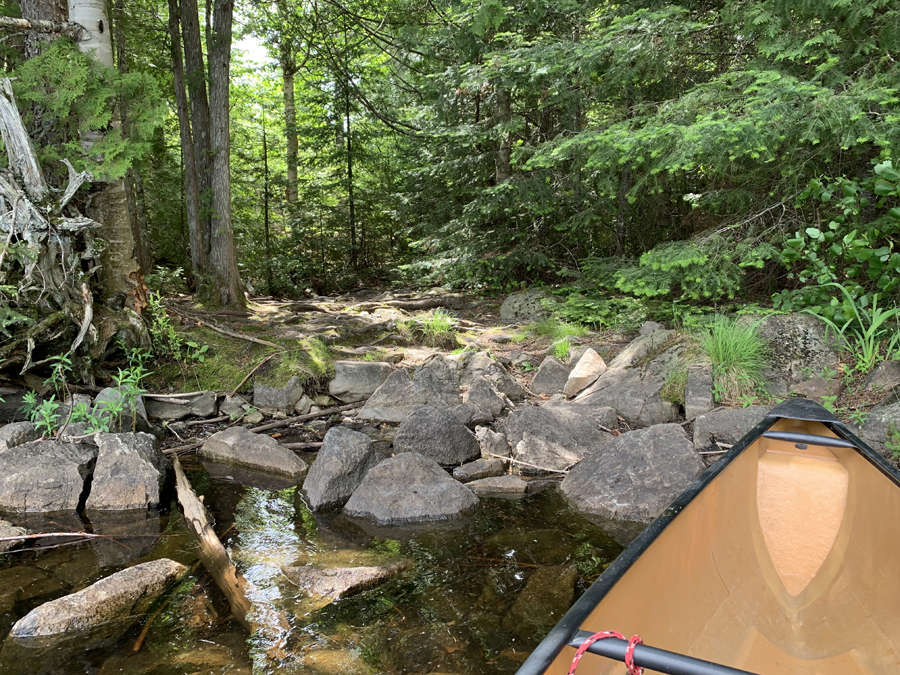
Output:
0,456,624,675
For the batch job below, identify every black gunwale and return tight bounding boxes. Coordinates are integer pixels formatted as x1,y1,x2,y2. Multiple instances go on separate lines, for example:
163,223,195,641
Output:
515,399,900,675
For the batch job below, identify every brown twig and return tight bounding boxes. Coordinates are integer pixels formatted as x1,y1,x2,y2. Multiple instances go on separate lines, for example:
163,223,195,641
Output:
230,354,275,397
162,440,205,455
183,415,230,427
0,532,131,548
248,402,361,433
488,453,574,474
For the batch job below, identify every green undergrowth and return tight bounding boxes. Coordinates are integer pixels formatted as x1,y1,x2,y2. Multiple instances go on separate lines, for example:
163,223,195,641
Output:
701,316,769,403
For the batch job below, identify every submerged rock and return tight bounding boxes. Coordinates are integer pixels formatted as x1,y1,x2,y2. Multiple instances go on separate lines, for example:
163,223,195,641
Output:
201,426,307,477
0,440,96,512
303,426,382,511
502,565,577,639
393,406,480,466
561,423,705,523
281,561,406,602
343,453,479,524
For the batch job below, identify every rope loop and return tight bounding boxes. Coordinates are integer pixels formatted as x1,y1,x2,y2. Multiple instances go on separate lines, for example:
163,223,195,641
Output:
567,631,644,675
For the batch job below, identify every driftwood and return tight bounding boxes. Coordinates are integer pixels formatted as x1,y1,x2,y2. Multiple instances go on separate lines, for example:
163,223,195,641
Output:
248,402,360,433
172,455,252,630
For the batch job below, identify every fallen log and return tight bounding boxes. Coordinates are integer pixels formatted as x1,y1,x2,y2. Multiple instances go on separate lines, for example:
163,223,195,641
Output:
172,455,252,631
248,402,360,433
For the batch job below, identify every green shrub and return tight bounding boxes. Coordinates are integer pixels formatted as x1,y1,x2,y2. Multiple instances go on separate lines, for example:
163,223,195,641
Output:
701,316,769,403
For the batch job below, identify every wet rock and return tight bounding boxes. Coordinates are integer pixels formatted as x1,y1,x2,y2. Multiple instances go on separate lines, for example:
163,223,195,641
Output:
500,289,557,321
754,313,840,383
791,376,842,403
684,365,714,420
460,352,525,401
475,426,510,458
218,394,247,418
200,426,307,477
281,562,406,602
0,440,96,512
9,558,187,641
393,406,480,466
463,376,508,417
0,518,25,552
0,421,40,454
92,387,152,434
502,565,577,639
303,426,382,511
298,648,373,675
328,361,393,403
84,433,168,511
865,361,900,395
564,349,607,397
573,331,681,427
343,453,479,524
452,458,505,482
254,376,305,413
452,402,493,428
530,356,571,395
466,474,527,495
693,405,769,450
144,391,217,421
861,396,900,458
507,405,611,472
562,424,705,523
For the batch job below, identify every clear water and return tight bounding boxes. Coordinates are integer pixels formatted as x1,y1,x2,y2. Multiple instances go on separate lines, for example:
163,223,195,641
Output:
0,457,624,675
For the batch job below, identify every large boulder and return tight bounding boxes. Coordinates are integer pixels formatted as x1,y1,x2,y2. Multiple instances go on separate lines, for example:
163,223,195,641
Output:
693,405,769,450
254,376,305,413
864,361,900,395
475,426,510,458
0,422,40,454
506,404,612,472
573,331,681,427
9,558,186,641
92,387,152,434
530,357,571,395
861,396,900,458
564,349,607,397
85,433,168,511
358,357,461,423
200,426,307,477
463,376,507,418
499,289,557,321
412,356,461,407
302,426,382,510
460,352,525,401
328,361,393,403
754,313,840,384
392,406,480,466
343,453,479,524
144,392,217,421
561,424,705,523
0,440,96,512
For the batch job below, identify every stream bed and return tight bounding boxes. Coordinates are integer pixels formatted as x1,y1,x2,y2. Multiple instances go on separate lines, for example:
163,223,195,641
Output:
0,456,624,675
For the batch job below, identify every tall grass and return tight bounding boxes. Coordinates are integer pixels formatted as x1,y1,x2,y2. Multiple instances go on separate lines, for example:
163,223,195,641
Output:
701,316,769,402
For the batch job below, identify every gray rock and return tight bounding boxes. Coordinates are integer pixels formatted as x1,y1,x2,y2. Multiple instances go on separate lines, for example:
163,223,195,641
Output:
85,433,168,511
693,405,770,450
302,426,381,511
282,562,405,601
412,355,461,407
502,565,577,638
791,376,841,403
640,321,664,335
530,356,571,395
93,387,151,434
452,402,493,428
294,394,315,415
754,313,840,383
343,453,479,524
466,474,527,495
861,396,900,458
760,368,790,398
0,421,40,454
452,458,505,482
0,518,25,552
218,394,247,418
0,440,96,512
561,424,705,523
254,376,304,413
499,289,557,321
144,391,217,421
460,352,525,401
328,361,393,403
865,361,900,395
358,364,459,424
475,426,510,459
200,426,307,477
507,404,612,472
684,365,715,420
573,335,682,428
244,410,264,424
393,406,480,466
545,401,618,430
464,376,507,417
9,558,186,640
564,349,607,397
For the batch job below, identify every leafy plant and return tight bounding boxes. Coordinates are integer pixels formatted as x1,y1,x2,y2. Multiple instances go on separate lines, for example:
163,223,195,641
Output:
885,423,900,460
44,353,73,400
820,395,838,413
849,409,869,427
185,341,209,363
20,390,38,421
32,396,60,437
701,316,769,403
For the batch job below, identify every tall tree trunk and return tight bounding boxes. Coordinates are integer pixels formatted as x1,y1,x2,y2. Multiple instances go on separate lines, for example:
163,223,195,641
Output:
345,79,356,270
168,0,204,279
20,0,67,57
207,0,243,306
262,117,272,293
181,0,212,267
494,88,512,184
281,57,298,203
616,166,630,257
69,0,144,309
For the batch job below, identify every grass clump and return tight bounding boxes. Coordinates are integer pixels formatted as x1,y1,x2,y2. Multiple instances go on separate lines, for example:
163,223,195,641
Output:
701,316,769,403
660,361,689,405
530,316,590,342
